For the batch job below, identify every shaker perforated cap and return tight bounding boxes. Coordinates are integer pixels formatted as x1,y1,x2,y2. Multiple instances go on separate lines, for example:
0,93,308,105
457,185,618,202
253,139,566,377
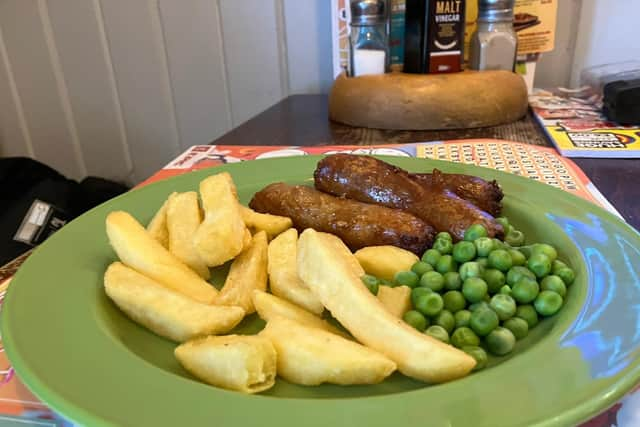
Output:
350,0,386,25
478,0,515,22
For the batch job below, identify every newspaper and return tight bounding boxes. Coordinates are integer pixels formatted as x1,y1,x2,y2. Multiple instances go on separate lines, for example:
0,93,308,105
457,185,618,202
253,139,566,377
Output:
530,89,640,158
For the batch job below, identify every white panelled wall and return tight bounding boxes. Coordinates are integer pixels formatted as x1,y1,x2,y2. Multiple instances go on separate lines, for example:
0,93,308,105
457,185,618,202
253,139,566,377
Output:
0,0,333,184
1,1,637,184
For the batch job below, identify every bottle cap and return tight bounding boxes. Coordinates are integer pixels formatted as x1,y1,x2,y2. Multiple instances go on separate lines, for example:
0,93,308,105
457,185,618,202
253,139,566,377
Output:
350,0,386,26
478,0,515,22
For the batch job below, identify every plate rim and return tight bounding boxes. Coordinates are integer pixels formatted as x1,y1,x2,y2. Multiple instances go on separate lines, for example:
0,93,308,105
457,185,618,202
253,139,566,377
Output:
3,155,640,427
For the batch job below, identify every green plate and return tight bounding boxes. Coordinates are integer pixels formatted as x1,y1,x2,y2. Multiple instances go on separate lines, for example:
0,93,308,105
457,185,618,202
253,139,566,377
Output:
3,156,640,427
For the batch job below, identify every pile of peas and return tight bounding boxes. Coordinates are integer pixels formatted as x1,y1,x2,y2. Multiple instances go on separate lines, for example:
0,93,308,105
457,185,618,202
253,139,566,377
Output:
361,218,576,372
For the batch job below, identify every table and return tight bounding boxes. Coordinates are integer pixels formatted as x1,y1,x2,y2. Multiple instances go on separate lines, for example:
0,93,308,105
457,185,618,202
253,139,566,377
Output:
1,94,639,427
214,94,640,231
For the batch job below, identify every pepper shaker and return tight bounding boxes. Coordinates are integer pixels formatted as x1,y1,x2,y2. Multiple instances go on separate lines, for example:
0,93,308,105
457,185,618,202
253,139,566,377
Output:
469,0,517,71
349,0,390,77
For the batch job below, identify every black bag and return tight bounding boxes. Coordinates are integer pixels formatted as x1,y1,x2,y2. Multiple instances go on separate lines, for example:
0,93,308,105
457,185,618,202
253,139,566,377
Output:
0,157,129,265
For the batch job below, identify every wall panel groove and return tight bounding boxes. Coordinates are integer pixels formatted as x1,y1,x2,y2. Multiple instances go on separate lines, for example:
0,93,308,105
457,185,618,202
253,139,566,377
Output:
0,0,83,179
0,23,35,158
38,0,88,178
92,0,135,182
0,0,334,181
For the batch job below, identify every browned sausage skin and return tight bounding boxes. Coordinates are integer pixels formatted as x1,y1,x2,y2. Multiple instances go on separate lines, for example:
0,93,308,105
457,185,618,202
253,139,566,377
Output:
411,170,504,217
314,154,504,241
249,183,435,254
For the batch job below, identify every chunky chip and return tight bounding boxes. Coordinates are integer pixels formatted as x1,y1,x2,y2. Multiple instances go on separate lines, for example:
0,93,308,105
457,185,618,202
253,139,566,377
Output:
355,246,420,282
241,205,292,240
252,290,347,337
214,231,268,314
260,316,395,385
175,335,276,394
147,194,175,248
166,192,210,279
267,228,323,314
104,262,244,342
194,173,247,267
377,285,412,318
297,229,476,383
106,211,217,304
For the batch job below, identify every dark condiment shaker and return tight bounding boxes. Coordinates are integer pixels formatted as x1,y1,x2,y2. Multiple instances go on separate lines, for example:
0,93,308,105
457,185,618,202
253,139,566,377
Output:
404,0,466,74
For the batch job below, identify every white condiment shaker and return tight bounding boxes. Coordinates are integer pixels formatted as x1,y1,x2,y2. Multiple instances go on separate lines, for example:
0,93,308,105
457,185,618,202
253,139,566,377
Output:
469,0,517,72
349,0,390,77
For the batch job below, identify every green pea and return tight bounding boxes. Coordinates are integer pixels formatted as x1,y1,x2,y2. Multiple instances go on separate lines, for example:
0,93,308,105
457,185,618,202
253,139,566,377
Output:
434,309,456,334
411,261,433,276
503,317,529,340
436,231,452,242
534,290,563,317
552,259,568,273
505,230,525,247
541,275,567,298
490,294,517,321
379,278,395,287
499,285,512,295
511,277,540,304
419,271,445,292
462,277,488,303
515,246,531,259
474,237,495,257
506,266,536,287
410,287,432,307
556,267,576,286
509,249,527,266
488,249,513,272
531,243,558,262
436,255,458,274
462,346,488,371
527,253,552,279
361,274,379,295
425,325,450,344
464,224,489,241
422,249,441,267
483,268,506,294
502,223,514,236
515,304,539,329
403,310,427,331
454,310,472,328
443,271,462,291
476,257,489,269
414,292,444,317
495,217,510,229
469,301,490,312
492,238,506,251
485,327,516,356
394,271,419,288
433,238,453,255
451,326,480,348
459,262,483,281
469,307,499,336
453,241,477,263
443,291,467,313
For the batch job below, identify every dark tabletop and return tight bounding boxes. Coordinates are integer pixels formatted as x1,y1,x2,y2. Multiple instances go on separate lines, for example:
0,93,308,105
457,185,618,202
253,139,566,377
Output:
213,94,639,231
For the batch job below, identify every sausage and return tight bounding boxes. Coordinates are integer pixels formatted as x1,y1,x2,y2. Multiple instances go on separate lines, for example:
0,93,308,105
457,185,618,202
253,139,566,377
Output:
314,154,504,241
249,183,434,255
410,170,504,217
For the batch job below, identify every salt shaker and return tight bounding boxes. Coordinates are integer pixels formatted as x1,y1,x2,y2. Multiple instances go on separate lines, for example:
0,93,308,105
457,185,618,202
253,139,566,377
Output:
469,0,517,71
349,0,390,77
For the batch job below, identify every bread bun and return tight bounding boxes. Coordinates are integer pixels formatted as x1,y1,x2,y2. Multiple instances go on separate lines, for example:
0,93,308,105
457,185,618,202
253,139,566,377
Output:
329,71,528,130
